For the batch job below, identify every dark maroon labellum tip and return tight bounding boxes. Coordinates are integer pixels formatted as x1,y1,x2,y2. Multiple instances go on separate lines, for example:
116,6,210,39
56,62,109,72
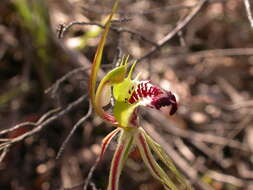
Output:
151,91,178,115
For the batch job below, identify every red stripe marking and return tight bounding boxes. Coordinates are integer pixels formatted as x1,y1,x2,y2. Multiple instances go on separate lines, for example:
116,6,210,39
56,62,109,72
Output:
100,129,119,161
111,143,124,190
138,134,161,177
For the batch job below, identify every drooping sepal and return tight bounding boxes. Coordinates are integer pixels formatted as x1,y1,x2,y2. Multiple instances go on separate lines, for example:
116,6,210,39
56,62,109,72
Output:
89,0,120,124
135,129,179,190
142,128,193,190
107,130,134,190
99,128,121,162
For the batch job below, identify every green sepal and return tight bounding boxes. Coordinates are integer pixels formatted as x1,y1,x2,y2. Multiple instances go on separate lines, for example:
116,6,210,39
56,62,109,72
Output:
113,77,136,102
144,129,193,190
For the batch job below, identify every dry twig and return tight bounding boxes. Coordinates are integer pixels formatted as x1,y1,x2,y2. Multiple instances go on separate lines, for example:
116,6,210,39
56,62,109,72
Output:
0,94,88,161
57,21,158,47
45,66,89,98
244,0,253,28
56,101,92,159
138,0,208,62
146,110,247,151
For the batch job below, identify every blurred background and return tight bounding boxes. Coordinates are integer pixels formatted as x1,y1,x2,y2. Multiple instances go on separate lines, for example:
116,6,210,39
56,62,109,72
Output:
0,0,253,190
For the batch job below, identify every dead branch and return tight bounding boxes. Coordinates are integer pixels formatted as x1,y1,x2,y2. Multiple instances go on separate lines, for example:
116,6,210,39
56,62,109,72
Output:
0,94,88,161
145,110,248,151
57,21,158,47
182,48,253,59
45,66,89,98
138,0,208,62
56,101,92,159
244,0,253,28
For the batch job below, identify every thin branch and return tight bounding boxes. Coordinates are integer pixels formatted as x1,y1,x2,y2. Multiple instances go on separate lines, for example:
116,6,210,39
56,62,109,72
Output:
82,4,193,16
207,170,244,187
138,0,208,62
62,182,84,190
83,157,100,190
145,110,248,151
45,67,89,98
61,156,101,190
244,0,253,28
0,94,87,153
89,182,99,190
0,122,35,136
0,146,9,162
57,22,104,39
175,48,253,59
82,0,225,16
56,101,92,159
0,107,61,136
57,21,158,47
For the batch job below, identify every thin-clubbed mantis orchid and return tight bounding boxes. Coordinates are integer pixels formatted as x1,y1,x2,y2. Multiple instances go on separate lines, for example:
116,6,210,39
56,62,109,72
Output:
89,1,193,190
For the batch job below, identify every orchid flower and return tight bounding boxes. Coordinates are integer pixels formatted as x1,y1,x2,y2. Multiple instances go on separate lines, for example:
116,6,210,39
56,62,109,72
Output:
88,1,193,190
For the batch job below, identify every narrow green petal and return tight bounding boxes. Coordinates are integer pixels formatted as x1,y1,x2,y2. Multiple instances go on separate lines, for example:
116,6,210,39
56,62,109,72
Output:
136,129,179,190
142,128,193,190
99,128,121,161
89,0,119,119
107,130,134,190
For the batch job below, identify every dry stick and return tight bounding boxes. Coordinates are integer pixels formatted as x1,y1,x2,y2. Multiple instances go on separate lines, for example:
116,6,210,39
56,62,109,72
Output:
0,145,9,162
82,0,225,16
83,157,100,190
207,170,244,187
58,21,158,47
146,110,247,151
45,66,89,97
61,157,101,190
173,137,196,162
215,115,252,153
62,182,84,190
173,48,253,59
216,77,245,103
190,140,231,169
56,101,92,159
82,4,193,16
0,95,87,152
0,122,36,136
89,182,99,190
0,107,61,136
138,0,208,62
244,0,253,28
